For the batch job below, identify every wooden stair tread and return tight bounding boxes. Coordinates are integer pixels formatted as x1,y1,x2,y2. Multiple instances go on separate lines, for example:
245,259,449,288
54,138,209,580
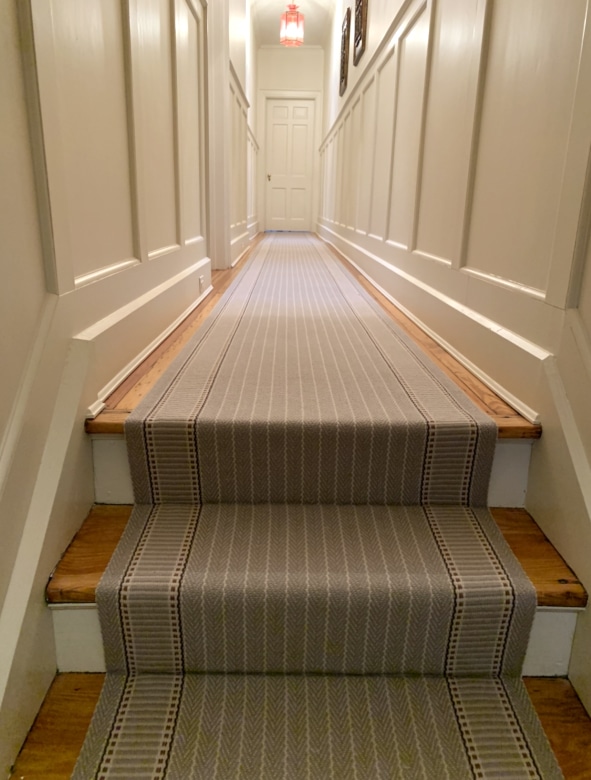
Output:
47,505,586,609
85,239,541,440
10,674,591,780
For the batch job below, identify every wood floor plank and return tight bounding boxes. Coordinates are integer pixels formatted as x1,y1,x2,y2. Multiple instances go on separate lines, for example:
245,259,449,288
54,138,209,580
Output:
10,674,104,780
525,677,591,780
46,506,131,603
47,505,586,610
491,508,587,609
10,674,591,779
85,234,541,439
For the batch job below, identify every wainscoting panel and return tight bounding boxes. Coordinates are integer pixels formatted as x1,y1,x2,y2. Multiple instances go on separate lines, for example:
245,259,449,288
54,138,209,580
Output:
356,78,377,235
415,0,488,267
30,0,136,290
319,0,591,365
29,0,208,291
367,48,397,241
229,69,251,263
464,0,587,294
247,126,260,237
387,4,430,250
175,0,204,246
131,0,178,258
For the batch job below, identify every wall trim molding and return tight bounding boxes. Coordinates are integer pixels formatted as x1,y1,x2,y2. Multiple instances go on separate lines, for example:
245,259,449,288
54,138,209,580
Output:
74,258,140,289
77,256,211,417
461,266,546,301
544,356,591,519
567,309,591,382
0,338,91,705
85,283,213,419
0,297,58,502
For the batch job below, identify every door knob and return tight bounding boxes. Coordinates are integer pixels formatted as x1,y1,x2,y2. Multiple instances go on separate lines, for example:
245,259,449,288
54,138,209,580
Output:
267,174,271,181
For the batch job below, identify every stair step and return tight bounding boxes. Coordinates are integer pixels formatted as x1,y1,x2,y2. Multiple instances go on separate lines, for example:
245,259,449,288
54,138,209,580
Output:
46,505,586,676
46,506,586,609
11,674,591,780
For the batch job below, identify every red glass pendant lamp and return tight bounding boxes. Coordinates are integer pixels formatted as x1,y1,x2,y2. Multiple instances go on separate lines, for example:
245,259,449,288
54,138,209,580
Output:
280,4,305,47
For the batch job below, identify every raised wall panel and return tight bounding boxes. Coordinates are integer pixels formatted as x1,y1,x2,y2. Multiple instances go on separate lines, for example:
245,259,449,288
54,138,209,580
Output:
387,7,430,248
323,142,331,222
349,98,362,230
335,126,345,225
357,79,377,234
230,92,239,227
134,0,178,257
466,0,586,293
368,49,397,240
176,0,203,244
416,0,485,265
341,114,352,227
34,0,135,286
327,139,336,222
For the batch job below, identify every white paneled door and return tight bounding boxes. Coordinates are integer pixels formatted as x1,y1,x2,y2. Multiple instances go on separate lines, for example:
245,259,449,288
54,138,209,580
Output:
265,99,315,231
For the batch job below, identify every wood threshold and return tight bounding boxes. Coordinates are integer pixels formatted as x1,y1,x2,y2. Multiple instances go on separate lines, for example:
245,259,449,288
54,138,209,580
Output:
10,674,591,779
85,234,541,440
46,505,586,609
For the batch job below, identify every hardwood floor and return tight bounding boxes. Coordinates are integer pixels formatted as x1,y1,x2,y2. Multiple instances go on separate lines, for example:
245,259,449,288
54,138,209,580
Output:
10,674,591,779
85,235,541,440
10,674,104,780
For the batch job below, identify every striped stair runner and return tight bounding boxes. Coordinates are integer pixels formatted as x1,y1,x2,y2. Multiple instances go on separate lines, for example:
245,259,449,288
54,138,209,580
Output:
74,235,563,778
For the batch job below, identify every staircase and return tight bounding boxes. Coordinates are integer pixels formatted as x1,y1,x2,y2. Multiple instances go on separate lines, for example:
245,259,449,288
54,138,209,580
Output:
44,236,587,776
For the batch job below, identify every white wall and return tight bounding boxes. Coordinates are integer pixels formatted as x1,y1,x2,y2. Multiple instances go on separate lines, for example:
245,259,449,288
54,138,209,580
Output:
319,0,591,713
0,0,210,772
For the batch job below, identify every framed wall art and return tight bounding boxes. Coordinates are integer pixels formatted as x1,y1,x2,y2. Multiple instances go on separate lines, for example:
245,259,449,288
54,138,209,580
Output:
353,0,368,65
339,7,351,96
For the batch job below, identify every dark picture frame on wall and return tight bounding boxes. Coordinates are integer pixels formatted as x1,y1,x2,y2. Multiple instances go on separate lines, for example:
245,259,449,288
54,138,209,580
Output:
353,0,368,65
339,7,351,96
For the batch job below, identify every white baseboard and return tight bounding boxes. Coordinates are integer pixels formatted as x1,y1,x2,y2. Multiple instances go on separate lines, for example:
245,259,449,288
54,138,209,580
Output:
85,283,213,419
77,257,212,419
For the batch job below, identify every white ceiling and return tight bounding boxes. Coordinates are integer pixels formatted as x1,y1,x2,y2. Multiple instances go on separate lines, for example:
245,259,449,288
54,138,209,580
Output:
250,0,336,48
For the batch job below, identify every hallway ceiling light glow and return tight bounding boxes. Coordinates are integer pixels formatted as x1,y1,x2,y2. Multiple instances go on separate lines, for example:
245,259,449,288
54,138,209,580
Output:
280,4,304,46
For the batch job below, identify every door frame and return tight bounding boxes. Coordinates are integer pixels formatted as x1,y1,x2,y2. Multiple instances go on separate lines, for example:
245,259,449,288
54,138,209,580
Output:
257,90,322,232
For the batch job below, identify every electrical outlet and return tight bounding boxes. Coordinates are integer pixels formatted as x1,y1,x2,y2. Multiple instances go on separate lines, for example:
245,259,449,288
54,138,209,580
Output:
199,275,205,292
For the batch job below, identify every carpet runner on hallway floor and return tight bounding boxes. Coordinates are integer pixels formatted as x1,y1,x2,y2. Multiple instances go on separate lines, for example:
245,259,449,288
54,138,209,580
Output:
74,234,562,778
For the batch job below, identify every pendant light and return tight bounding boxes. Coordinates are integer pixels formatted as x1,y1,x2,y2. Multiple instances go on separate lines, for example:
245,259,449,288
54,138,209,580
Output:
280,4,304,47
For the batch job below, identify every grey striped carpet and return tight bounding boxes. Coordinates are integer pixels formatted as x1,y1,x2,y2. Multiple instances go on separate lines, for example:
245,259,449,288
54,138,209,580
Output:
75,234,563,778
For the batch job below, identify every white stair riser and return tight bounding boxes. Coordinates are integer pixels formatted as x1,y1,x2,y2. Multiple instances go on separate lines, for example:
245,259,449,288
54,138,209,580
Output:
50,604,579,676
92,436,532,508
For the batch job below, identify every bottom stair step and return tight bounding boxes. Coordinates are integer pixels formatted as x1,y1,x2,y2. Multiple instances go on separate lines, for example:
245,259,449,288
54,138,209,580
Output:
72,673,560,779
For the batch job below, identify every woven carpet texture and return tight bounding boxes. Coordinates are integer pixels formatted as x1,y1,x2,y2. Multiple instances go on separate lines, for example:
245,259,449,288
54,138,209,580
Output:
74,234,563,778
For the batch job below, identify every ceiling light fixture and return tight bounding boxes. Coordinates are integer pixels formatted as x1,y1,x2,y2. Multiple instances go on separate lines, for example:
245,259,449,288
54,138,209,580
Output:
280,4,304,47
